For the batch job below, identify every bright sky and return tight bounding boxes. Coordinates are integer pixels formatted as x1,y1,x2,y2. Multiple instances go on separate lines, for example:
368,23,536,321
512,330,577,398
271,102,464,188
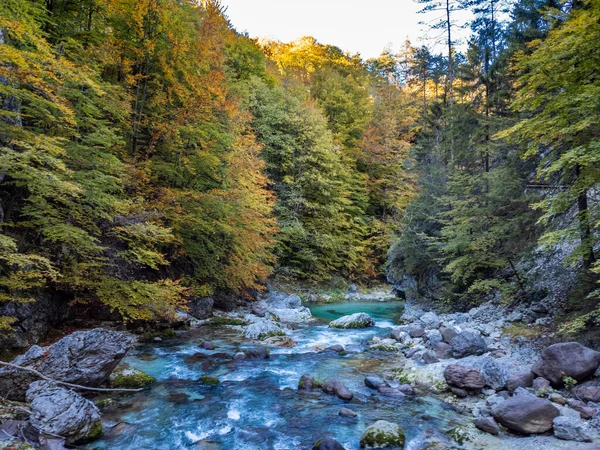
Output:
221,0,472,60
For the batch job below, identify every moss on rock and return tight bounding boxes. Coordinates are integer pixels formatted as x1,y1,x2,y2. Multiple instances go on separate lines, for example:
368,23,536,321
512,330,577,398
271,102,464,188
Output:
360,420,405,448
199,375,220,385
110,364,156,389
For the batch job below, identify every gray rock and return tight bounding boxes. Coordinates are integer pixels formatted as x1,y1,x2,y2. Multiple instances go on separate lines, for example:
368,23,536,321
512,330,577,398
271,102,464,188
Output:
298,374,321,391
251,302,267,317
425,329,443,347
474,417,500,435
244,319,284,340
574,381,600,403
569,399,597,420
444,365,485,390
420,312,442,329
329,313,374,329
339,407,357,418
549,393,568,405
506,371,534,394
0,329,135,401
390,328,410,342
265,291,302,309
462,356,510,390
434,342,453,359
553,416,592,442
188,297,214,319
451,387,469,398
441,326,459,344
422,350,439,364
532,343,600,386
348,284,358,294
326,345,345,353
364,376,389,389
565,445,600,450
533,377,551,393
243,347,270,359
307,294,318,303
27,381,102,444
323,378,353,401
397,384,415,395
486,394,507,409
377,386,407,398
492,392,560,434
409,328,426,338
313,437,346,450
359,420,405,448
450,331,487,358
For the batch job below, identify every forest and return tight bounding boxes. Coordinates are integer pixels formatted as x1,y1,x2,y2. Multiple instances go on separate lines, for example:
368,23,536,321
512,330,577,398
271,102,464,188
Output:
1,0,599,336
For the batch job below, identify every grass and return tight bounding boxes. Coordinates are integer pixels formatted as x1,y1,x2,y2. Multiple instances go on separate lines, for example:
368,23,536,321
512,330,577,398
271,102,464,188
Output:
502,323,544,339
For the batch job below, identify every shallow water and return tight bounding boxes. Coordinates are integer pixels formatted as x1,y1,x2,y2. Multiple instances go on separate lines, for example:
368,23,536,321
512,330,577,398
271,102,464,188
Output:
89,301,466,450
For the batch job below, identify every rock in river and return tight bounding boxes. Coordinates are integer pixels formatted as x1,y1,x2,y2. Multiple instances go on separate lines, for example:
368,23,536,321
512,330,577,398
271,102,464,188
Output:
360,420,405,448
27,381,102,444
0,328,135,401
491,391,559,434
531,342,600,386
322,378,353,401
329,313,375,329
313,436,346,450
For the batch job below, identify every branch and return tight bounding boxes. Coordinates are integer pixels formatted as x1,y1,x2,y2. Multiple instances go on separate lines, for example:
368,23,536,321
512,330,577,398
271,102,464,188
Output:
0,361,143,393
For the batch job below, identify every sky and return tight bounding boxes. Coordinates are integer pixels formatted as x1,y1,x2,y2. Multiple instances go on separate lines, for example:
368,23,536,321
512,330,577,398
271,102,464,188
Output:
220,0,472,60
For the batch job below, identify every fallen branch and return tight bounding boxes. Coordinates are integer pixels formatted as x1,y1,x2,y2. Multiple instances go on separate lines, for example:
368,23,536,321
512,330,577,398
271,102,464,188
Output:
0,361,143,393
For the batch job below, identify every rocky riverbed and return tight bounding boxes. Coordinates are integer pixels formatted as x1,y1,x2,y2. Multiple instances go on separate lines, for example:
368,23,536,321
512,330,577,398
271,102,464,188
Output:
2,286,600,449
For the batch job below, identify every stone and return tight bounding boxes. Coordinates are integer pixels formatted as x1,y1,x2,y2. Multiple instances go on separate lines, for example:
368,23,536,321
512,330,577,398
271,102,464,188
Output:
532,343,600,386
474,417,500,435
251,302,267,317
326,345,345,353
377,386,407,398
569,399,597,420
0,329,135,401
298,375,322,391
359,420,405,448
329,313,375,329
26,381,102,444
322,378,353,401
424,329,443,347
233,352,246,360
533,377,551,394
422,350,439,364
244,319,285,340
420,312,442,329
348,284,358,294
339,407,357,418
409,328,426,338
242,347,270,359
364,376,389,389
265,291,302,309
397,384,415,395
307,294,318,303
188,297,214,319
506,371,534,394
450,331,487,358
549,393,568,405
109,364,155,388
573,381,600,403
269,306,313,323
451,387,469,398
199,341,215,350
441,326,459,344
262,335,297,348
313,437,346,450
465,356,510,390
434,342,453,359
492,392,560,434
444,365,485,390
486,394,507,409
553,416,592,442
390,328,410,343
565,445,600,450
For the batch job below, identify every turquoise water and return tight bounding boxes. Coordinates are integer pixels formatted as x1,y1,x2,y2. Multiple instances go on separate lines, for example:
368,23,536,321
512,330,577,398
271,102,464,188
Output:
88,301,464,449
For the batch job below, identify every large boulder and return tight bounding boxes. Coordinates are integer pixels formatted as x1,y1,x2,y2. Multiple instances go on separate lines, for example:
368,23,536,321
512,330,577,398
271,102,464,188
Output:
188,297,214,319
450,331,487,358
329,313,375,329
459,356,510,390
506,371,534,394
553,416,592,442
26,381,102,444
491,392,560,434
531,342,600,386
0,329,135,401
269,306,313,323
420,311,441,329
360,420,405,448
322,378,353,401
444,365,485,390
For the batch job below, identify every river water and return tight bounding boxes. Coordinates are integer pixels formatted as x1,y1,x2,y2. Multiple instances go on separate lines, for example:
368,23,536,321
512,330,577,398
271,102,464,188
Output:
89,301,465,449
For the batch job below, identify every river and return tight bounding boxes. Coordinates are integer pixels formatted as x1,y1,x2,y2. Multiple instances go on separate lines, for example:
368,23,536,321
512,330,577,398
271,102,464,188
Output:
89,300,465,449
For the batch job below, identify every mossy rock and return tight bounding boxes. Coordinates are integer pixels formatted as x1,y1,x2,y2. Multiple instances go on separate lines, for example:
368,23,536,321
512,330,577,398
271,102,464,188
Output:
140,327,176,342
87,419,104,441
447,425,474,445
210,316,249,326
110,364,156,389
258,330,286,340
370,344,400,352
360,420,405,448
199,375,220,385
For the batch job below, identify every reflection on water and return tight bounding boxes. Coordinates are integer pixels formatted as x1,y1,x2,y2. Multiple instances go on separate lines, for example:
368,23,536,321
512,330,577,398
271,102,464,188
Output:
89,300,465,450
